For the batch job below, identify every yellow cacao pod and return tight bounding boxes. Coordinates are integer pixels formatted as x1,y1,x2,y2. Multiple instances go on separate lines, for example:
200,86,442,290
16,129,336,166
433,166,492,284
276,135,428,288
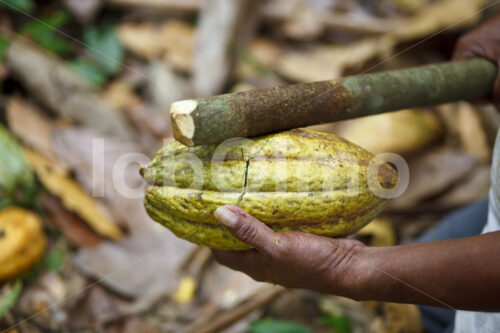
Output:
143,129,397,250
339,109,443,155
0,207,47,281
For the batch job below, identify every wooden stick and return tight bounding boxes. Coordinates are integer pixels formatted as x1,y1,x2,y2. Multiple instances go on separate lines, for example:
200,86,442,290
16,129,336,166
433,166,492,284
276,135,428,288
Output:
171,58,497,146
184,285,284,333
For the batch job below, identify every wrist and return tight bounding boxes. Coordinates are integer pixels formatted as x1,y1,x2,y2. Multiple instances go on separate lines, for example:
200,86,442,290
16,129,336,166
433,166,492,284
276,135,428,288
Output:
339,245,393,301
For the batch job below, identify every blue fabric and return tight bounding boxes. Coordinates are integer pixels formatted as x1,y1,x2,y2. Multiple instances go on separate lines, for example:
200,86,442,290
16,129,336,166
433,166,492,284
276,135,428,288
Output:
415,199,489,243
416,198,489,333
420,305,456,333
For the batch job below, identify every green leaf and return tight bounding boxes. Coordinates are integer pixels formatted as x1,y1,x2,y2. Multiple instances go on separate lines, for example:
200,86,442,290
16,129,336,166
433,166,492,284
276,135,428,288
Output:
43,11,71,27
70,59,108,86
22,245,67,283
317,315,353,333
21,11,72,55
0,0,35,13
83,26,124,75
0,280,22,320
0,124,37,210
45,246,66,273
250,319,311,333
0,36,10,61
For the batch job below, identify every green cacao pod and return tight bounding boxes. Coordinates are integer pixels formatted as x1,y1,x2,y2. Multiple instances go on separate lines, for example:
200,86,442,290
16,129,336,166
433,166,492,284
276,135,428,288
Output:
143,129,398,250
0,124,36,209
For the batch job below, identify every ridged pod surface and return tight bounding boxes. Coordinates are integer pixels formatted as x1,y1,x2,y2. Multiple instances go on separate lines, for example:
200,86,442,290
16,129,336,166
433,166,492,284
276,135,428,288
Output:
143,129,398,250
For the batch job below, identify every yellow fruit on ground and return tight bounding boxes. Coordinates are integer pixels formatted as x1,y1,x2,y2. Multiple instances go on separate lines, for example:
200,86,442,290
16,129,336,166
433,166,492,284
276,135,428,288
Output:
0,207,47,281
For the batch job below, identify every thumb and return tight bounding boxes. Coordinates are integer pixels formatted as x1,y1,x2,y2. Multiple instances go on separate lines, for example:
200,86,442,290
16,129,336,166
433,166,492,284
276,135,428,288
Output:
214,205,276,252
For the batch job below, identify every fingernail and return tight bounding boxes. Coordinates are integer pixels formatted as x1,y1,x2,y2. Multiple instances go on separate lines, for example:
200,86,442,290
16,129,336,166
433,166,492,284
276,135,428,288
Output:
214,206,238,228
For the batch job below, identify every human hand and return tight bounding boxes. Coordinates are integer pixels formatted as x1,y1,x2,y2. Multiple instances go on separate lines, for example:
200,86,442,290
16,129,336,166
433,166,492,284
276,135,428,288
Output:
212,205,369,297
212,206,500,310
453,14,500,103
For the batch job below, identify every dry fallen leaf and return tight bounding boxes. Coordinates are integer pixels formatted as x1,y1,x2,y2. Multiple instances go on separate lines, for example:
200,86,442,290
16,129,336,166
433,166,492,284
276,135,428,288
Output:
51,128,154,234
23,148,122,240
162,20,194,73
388,0,430,13
436,166,490,208
389,148,477,210
281,3,324,40
273,0,489,83
72,229,195,298
66,284,132,329
357,218,396,247
277,36,395,82
40,195,103,247
248,38,284,68
5,39,136,141
104,78,172,142
117,22,164,59
235,38,283,81
17,272,73,326
6,97,68,175
438,102,491,164
455,105,492,164
262,0,401,35
117,20,194,73
121,316,162,333
370,302,424,333
103,80,143,112
201,264,266,309
393,0,491,42
147,61,194,109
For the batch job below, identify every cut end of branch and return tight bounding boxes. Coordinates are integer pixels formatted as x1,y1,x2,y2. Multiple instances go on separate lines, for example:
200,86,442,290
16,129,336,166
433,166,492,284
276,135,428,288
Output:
171,99,197,146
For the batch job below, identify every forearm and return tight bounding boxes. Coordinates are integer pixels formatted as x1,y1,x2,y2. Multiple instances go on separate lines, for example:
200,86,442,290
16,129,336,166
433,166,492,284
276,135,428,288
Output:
350,231,500,311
